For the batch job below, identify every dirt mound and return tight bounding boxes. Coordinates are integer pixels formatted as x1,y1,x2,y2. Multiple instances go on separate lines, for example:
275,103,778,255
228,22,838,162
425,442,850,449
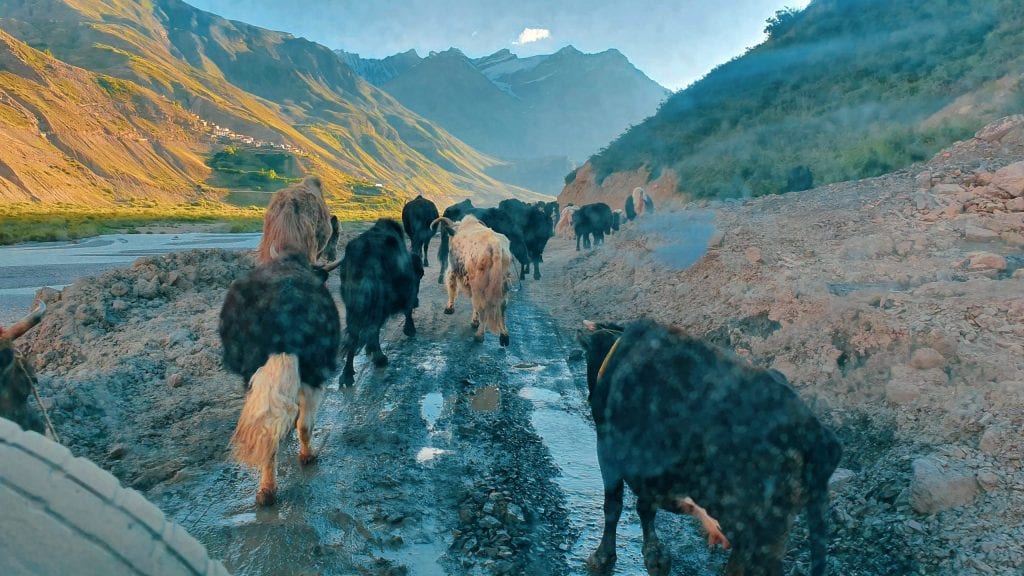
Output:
20,249,254,490
556,117,1024,574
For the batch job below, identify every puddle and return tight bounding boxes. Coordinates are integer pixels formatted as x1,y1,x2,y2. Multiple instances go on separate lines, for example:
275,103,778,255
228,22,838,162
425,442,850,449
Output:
420,392,444,432
415,447,448,465
519,386,562,405
470,385,500,412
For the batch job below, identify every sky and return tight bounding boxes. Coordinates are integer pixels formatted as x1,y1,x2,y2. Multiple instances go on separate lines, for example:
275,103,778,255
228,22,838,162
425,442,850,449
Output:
186,0,812,91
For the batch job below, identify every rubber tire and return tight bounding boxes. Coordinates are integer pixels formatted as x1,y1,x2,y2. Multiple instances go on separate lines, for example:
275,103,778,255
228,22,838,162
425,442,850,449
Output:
0,417,230,576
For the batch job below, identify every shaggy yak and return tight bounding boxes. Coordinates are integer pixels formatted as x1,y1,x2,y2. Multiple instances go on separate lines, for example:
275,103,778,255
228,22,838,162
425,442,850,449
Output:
433,215,512,346
401,195,440,268
555,204,578,239
0,302,46,433
219,254,341,506
256,175,338,265
631,186,648,219
577,320,841,576
337,219,424,386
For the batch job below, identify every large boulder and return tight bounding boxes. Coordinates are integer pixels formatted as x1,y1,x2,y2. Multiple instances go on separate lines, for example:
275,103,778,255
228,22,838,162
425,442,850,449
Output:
990,161,1024,198
910,457,979,514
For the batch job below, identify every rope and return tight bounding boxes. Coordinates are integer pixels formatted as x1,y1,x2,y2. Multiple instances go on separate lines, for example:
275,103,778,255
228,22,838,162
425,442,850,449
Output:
18,359,60,443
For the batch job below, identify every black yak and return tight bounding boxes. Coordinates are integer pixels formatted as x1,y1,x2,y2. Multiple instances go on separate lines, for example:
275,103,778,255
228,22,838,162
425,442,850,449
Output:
572,202,614,250
402,195,439,268
577,320,841,576
219,254,341,506
499,198,554,280
338,219,424,385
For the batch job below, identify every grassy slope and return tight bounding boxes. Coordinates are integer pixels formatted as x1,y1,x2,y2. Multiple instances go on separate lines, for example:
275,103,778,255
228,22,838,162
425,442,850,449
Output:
0,0,539,211
586,0,1024,199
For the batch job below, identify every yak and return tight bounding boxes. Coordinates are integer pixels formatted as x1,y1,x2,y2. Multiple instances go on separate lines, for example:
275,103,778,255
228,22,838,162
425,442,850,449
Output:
257,175,335,265
0,302,46,433
402,195,439,268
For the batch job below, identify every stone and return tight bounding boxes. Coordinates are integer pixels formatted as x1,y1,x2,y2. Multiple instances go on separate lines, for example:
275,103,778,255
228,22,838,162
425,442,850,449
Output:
977,470,1001,491
1002,231,1024,246
965,225,1000,242
166,372,184,388
111,299,129,312
991,161,1024,197
744,246,763,264
133,277,159,299
1007,197,1024,212
910,347,945,370
707,231,725,248
968,253,1007,272
931,183,964,195
979,425,1010,456
109,282,130,297
1015,269,1024,280
886,366,947,405
910,457,979,514
975,115,1024,142
829,468,855,491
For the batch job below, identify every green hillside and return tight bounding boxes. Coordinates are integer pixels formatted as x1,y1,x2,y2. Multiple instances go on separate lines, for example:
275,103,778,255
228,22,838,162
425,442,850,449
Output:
584,0,1024,199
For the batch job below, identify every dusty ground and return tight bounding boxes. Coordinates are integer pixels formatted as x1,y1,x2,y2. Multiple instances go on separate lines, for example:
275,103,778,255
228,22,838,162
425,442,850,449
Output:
9,116,1024,576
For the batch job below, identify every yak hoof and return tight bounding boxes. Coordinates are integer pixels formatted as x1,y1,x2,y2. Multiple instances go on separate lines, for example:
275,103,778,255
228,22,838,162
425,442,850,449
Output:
255,487,277,507
373,354,389,368
443,306,455,315
499,333,510,347
299,452,318,466
587,549,616,574
340,372,355,387
437,276,444,285
473,333,485,343
533,271,541,280
470,318,480,329
404,322,416,337
642,541,671,576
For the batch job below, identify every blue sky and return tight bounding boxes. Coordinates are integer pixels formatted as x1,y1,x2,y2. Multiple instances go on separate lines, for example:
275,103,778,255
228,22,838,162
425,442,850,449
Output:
187,0,811,90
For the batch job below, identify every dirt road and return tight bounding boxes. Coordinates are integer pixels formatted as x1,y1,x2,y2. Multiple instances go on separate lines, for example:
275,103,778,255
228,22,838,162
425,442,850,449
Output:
146,241,721,576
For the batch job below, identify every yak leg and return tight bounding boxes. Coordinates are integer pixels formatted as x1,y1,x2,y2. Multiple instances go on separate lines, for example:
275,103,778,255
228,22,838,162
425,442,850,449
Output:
256,455,277,507
403,308,416,337
498,301,509,347
444,271,457,314
422,237,431,268
341,339,356,387
576,232,582,251
588,479,623,573
472,306,484,342
368,327,388,367
532,256,542,280
638,496,671,576
297,384,323,465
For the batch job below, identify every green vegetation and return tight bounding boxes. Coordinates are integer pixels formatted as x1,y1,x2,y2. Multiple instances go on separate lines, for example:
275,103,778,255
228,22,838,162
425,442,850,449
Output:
206,146,302,191
0,204,263,245
588,0,1024,199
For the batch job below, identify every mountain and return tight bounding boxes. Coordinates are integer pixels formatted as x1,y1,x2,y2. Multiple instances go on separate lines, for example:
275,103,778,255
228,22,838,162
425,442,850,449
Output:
0,29,208,204
566,0,1024,204
0,0,538,209
339,45,670,193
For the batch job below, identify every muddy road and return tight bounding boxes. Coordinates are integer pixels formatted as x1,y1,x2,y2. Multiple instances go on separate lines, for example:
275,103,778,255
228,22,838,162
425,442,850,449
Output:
149,242,722,576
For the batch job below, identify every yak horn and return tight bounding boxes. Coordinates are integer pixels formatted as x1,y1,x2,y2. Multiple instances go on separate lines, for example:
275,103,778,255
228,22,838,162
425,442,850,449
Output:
430,216,455,232
5,300,46,341
321,258,343,273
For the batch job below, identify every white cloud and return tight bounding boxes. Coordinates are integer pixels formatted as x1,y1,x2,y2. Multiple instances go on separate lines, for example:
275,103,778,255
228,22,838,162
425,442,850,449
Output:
513,27,550,45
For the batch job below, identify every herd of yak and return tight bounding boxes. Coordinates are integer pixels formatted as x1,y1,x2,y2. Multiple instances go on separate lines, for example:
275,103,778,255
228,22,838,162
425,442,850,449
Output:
0,177,842,576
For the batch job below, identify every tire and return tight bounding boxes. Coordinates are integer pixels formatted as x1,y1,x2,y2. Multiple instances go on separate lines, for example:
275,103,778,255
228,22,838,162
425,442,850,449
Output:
0,417,230,576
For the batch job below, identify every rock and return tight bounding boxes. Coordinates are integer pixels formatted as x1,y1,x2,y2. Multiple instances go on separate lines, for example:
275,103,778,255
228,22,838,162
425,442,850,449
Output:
886,366,947,405
166,372,184,388
968,253,1007,272
107,444,128,460
36,286,62,304
965,225,1000,242
1007,197,1024,212
920,329,957,360
991,161,1024,197
931,183,964,195
977,470,1001,491
979,424,1010,456
479,515,502,530
744,246,763,264
707,231,725,248
910,457,979,514
1002,231,1024,246
133,277,159,299
1015,269,1024,280
910,347,945,370
973,171,995,186
975,115,1024,142
829,468,855,490
915,171,933,188
111,299,129,312
109,282,129,297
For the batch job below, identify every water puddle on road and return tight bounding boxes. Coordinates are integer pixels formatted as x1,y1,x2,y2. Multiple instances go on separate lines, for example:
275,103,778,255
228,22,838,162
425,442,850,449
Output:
420,392,444,432
470,385,500,412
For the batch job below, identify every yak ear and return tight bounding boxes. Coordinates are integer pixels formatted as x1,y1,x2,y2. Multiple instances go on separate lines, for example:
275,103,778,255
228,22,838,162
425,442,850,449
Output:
582,320,598,331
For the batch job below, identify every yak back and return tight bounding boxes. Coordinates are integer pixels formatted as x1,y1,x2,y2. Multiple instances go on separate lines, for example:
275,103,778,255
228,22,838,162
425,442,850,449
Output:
220,253,340,388
0,341,44,433
402,195,439,239
340,219,423,329
593,319,839,497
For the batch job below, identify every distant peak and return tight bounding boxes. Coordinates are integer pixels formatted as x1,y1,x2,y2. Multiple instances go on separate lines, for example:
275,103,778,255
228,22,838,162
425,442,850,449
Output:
556,45,581,55
488,48,513,58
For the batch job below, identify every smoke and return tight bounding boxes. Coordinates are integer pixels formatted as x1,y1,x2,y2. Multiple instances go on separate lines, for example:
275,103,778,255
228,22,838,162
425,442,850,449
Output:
640,210,717,270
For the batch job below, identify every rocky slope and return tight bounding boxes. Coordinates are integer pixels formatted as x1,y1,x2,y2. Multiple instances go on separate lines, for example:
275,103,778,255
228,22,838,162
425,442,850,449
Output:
341,46,669,193
0,0,535,206
553,116,1024,574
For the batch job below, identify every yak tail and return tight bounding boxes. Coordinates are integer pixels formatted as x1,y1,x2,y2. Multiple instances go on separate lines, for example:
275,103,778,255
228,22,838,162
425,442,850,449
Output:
479,244,510,335
231,353,301,467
